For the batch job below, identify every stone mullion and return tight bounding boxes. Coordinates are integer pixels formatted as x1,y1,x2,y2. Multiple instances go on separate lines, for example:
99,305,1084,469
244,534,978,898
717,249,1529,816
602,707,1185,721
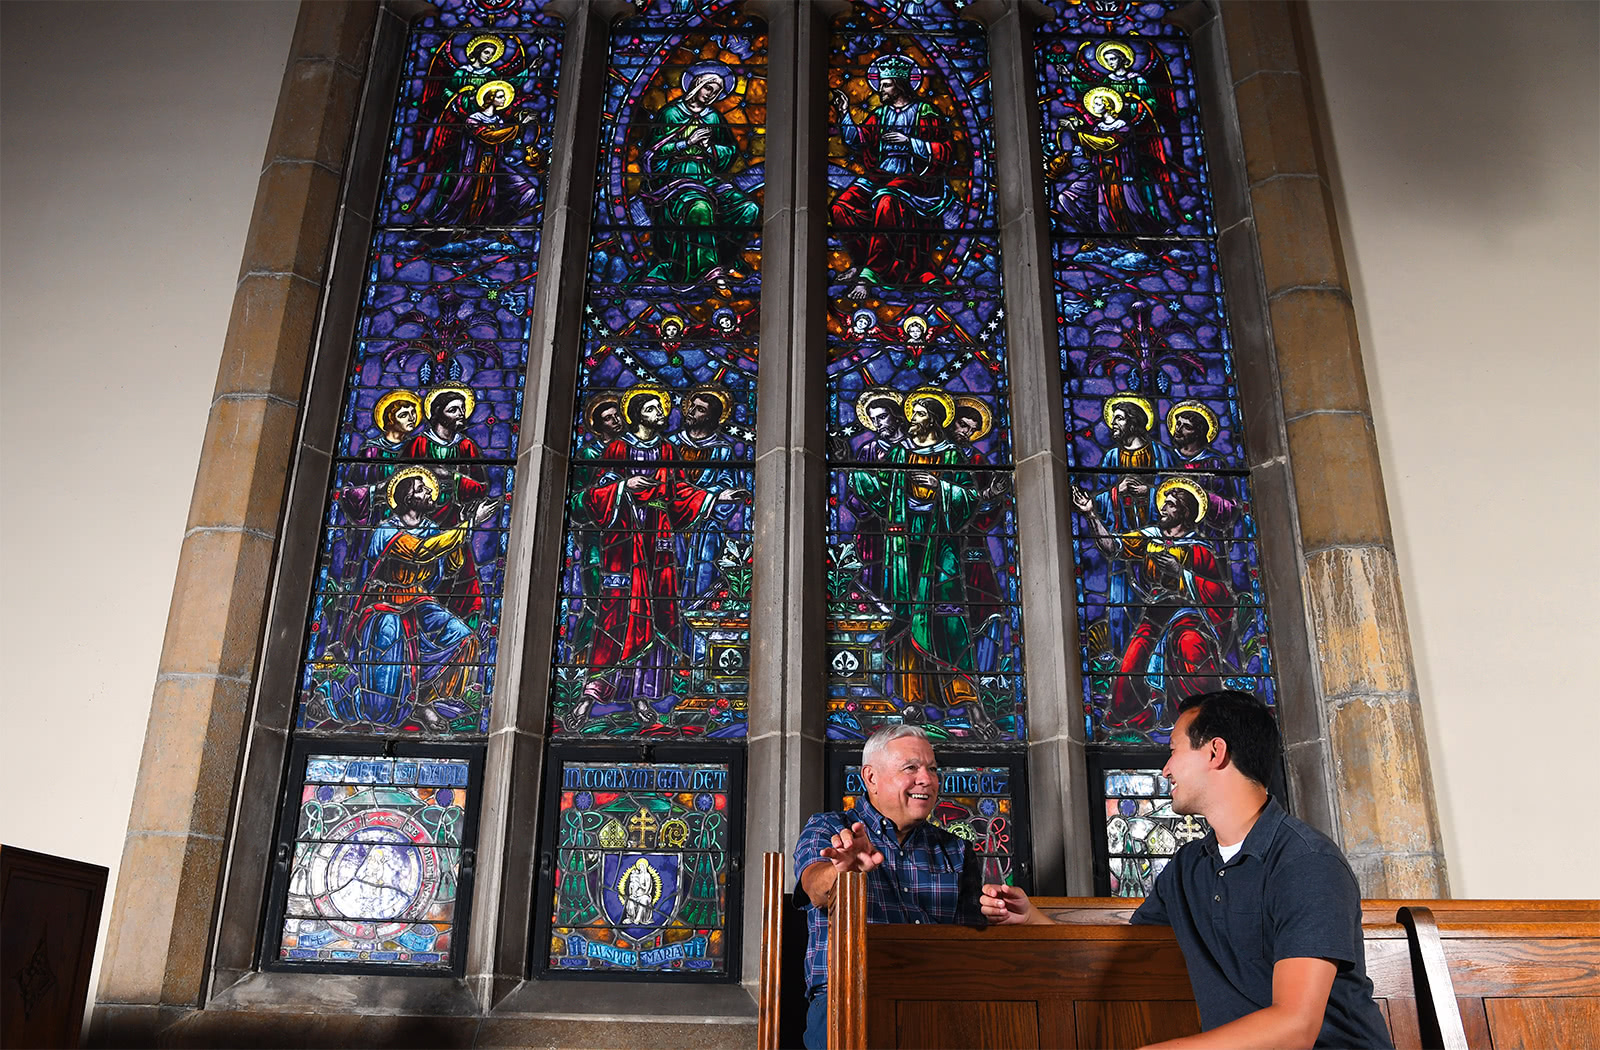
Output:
467,0,623,1007
742,0,829,988
1213,1,1445,894
975,0,1093,895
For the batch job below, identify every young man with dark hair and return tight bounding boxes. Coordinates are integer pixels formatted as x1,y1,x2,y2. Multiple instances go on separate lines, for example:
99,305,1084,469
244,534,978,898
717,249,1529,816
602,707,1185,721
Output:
980,690,1392,1049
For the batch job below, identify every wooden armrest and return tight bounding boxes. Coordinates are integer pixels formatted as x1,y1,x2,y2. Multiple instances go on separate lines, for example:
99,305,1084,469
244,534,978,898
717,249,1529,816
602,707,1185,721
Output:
828,871,869,1050
1399,905,1469,1050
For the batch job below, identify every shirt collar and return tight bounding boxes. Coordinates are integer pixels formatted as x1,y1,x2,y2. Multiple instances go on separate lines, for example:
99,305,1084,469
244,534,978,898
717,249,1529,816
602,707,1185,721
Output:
851,796,920,845
1203,795,1285,863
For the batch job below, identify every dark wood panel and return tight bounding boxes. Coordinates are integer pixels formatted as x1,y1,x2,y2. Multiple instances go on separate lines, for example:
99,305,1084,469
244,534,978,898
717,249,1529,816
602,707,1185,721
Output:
1073,1000,1202,1050
894,1001,1039,1049
1458,997,1494,1050
1,845,108,1050
1483,997,1600,1050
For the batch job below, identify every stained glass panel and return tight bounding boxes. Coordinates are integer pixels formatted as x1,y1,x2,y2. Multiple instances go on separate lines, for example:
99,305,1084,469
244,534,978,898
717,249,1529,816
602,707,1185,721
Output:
278,754,475,968
548,5,765,740
824,5,1027,745
547,760,736,975
378,31,563,227
1101,767,1209,896
1037,8,1279,752
841,764,1020,885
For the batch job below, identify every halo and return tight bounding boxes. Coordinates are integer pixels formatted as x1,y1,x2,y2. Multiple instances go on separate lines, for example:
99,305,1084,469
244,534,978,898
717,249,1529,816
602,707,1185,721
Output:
680,62,736,101
854,386,903,432
712,307,736,327
620,385,671,423
465,34,506,65
657,314,686,335
867,54,923,94
475,79,515,108
851,307,878,330
1095,40,1136,70
372,389,422,432
904,386,957,426
387,465,441,510
954,396,994,441
1155,476,1209,523
1083,86,1124,117
1103,393,1156,432
900,313,929,338
584,391,622,430
1166,400,1220,444
688,384,734,425
424,383,475,421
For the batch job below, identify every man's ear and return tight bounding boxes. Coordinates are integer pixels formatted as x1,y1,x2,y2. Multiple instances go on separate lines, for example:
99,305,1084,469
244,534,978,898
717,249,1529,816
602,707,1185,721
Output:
1207,736,1230,772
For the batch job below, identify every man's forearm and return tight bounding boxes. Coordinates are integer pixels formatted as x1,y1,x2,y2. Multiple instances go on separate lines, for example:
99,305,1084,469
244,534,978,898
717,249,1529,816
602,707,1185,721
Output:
800,860,840,909
1142,1003,1322,1050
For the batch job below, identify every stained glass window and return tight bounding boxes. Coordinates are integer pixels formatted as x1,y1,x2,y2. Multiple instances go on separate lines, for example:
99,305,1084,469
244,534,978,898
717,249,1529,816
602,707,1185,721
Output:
268,748,481,971
824,0,1028,748
540,757,742,976
547,0,764,740
837,757,1028,887
1037,0,1281,892
269,0,561,969
1096,765,1209,897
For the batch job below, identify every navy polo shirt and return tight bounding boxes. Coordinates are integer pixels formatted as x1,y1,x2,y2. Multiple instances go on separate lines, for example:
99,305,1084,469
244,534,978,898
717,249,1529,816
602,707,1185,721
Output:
1131,797,1393,1049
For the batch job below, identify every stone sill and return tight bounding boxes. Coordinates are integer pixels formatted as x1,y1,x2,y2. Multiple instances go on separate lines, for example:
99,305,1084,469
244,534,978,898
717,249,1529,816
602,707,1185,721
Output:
491,977,756,1021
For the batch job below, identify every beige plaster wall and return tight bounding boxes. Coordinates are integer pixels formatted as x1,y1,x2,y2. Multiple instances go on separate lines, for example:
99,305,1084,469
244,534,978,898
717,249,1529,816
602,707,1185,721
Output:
1304,0,1600,897
0,0,301,1002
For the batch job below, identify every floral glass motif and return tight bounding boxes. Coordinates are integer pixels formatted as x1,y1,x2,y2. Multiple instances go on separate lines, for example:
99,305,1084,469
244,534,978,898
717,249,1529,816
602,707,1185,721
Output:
549,761,733,974
825,2,1028,745
548,2,764,739
1101,768,1208,896
279,755,472,968
842,765,1018,885
1038,2,1279,746
292,2,562,741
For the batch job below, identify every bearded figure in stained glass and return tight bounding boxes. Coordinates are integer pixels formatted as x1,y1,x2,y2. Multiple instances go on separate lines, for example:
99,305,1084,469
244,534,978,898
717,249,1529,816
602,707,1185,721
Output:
641,64,760,288
847,388,997,737
407,385,490,627
407,34,542,225
831,55,957,300
669,384,745,601
1072,477,1230,738
335,468,499,730
565,388,752,730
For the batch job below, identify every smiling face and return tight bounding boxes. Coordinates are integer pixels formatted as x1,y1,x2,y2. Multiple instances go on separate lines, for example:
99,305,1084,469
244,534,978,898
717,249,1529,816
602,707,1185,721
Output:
862,734,939,830
1162,709,1212,815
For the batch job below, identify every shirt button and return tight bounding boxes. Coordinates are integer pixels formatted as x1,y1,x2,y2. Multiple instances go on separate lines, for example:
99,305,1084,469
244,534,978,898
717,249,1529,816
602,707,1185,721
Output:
1213,894,1221,902
1218,870,1225,877
914,919,922,924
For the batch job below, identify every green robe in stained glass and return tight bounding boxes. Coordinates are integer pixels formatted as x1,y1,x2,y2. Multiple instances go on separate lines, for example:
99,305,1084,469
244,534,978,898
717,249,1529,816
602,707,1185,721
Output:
642,100,759,284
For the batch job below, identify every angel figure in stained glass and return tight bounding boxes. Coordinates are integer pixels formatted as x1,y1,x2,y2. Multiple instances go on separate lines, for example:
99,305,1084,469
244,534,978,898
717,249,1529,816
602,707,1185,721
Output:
831,55,958,299
641,63,760,289
1072,477,1230,738
1053,40,1183,233
406,34,542,225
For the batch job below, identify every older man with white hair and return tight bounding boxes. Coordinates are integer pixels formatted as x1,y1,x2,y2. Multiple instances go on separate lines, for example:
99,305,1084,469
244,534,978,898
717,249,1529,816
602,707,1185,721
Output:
792,724,985,1049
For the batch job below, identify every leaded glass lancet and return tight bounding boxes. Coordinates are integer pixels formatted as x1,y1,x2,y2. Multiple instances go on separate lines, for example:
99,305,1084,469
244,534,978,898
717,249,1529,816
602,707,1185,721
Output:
1037,0,1279,890
537,0,761,985
269,0,562,972
824,0,1029,746
547,0,764,739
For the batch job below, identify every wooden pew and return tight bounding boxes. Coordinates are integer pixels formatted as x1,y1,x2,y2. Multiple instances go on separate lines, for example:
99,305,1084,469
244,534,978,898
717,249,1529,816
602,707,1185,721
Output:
756,852,1597,1050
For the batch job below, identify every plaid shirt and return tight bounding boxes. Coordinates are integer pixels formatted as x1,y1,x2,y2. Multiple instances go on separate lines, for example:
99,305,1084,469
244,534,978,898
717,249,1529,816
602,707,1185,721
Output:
793,797,985,995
